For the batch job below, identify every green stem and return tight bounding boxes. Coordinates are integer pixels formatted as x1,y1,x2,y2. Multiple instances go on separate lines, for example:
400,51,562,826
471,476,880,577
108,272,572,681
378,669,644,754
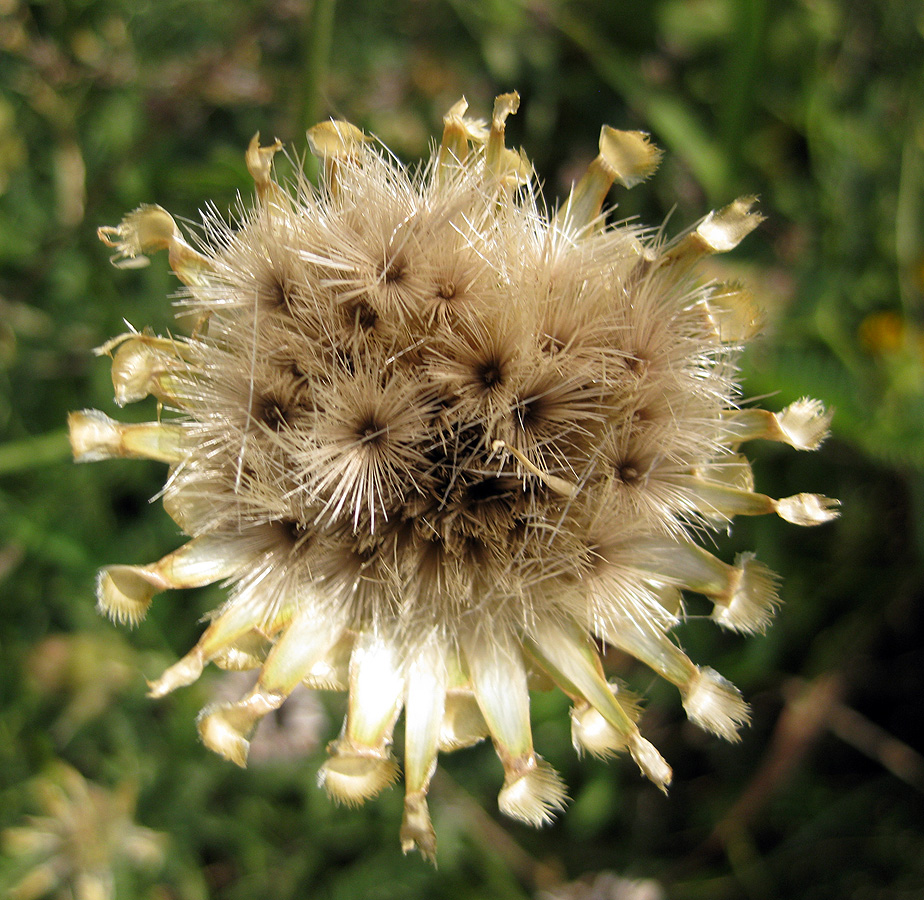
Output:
299,0,338,184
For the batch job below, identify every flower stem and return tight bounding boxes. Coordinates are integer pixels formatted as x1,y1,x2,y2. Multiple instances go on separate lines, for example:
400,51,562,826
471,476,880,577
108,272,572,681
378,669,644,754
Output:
298,0,337,184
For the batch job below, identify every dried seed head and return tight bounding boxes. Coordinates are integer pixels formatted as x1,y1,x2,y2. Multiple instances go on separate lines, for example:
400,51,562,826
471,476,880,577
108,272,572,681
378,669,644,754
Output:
70,95,837,860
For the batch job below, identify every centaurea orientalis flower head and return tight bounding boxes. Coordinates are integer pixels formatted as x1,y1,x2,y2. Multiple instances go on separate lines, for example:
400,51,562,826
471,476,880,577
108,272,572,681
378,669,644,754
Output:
69,93,837,860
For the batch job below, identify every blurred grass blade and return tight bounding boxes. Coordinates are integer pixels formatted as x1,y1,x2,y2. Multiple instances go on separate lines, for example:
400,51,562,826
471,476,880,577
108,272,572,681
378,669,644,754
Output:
0,430,71,476
552,7,732,201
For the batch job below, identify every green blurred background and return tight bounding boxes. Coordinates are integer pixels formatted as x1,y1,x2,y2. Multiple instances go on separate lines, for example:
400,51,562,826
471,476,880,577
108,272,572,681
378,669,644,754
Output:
1,1,923,898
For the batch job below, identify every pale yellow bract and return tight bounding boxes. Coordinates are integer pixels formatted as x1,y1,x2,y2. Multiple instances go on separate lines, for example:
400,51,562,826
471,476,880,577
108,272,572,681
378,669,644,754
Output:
70,93,837,861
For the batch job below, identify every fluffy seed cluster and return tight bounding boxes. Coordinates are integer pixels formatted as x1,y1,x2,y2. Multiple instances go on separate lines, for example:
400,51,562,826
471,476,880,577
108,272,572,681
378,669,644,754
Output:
69,94,838,860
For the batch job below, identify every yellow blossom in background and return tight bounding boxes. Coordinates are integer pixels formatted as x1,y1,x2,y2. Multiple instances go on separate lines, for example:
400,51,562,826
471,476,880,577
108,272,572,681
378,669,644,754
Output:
69,94,837,860
2,764,166,900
